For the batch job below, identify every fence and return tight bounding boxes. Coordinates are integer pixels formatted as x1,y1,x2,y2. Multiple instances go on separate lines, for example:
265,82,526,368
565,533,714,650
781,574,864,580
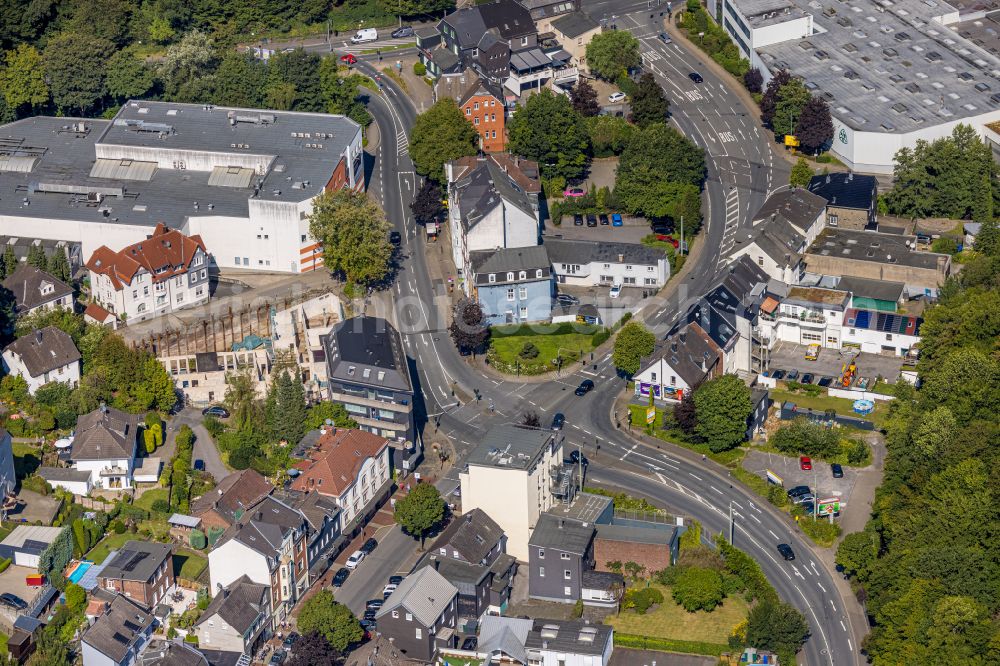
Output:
827,387,895,402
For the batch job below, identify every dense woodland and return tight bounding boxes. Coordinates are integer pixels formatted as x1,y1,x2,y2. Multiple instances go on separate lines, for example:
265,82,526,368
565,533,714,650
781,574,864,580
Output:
836,218,1000,663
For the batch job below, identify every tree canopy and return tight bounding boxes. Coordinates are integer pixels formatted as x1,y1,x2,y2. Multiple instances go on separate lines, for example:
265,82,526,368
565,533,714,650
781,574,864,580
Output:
629,73,670,128
409,98,479,183
308,188,393,287
449,297,490,356
615,124,705,224
585,30,641,81
570,79,600,117
612,322,656,377
789,158,813,188
506,89,590,181
297,590,363,653
692,375,751,452
394,482,446,548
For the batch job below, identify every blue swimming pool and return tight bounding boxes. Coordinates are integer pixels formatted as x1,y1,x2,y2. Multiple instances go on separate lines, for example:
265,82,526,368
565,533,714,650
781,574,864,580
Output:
67,561,92,584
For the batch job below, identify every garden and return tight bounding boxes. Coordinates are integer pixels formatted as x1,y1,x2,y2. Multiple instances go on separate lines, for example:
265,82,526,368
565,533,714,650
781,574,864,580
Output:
486,323,607,376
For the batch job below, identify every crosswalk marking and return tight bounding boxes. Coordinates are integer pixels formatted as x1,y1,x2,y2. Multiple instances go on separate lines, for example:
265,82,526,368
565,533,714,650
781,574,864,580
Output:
396,130,409,156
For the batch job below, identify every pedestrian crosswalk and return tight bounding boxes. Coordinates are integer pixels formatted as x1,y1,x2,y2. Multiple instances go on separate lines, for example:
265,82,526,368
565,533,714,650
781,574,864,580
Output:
396,130,408,156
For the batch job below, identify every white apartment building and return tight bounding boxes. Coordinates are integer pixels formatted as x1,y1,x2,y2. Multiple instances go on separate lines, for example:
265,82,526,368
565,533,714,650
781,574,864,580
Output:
755,286,850,350
545,239,670,290
87,224,210,323
0,101,364,274
459,425,564,561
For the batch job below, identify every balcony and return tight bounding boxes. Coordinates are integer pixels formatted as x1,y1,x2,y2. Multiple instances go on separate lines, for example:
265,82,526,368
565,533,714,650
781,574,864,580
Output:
778,310,826,325
552,66,579,84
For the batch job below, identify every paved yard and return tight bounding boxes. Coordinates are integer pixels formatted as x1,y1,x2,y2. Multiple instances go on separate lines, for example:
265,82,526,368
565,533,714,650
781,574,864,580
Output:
767,341,905,384
544,224,652,245
743,449,859,506
0,566,44,613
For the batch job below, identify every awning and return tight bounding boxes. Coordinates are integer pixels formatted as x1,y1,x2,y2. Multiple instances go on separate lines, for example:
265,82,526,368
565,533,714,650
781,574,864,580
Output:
510,48,551,71
547,49,572,63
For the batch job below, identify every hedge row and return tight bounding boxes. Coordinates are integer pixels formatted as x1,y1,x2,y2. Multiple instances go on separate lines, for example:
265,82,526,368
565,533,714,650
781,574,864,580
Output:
492,322,601,337
716,537,779,606
614,632,728,657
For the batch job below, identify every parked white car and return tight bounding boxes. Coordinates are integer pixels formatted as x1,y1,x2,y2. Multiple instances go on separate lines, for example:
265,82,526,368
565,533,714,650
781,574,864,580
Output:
608,92,627,103
345,550,366,569
609,283,622,299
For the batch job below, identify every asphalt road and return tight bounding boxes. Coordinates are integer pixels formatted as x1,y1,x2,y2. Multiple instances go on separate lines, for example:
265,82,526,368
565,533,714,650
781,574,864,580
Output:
340,14,857,663
332,525,414,615
170,406,229,482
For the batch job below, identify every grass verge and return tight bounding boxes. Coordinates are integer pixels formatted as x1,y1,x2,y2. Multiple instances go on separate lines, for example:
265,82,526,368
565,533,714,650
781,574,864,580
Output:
769,388,889,427
488,329,599,375
605,583,747,646
174,548,209,580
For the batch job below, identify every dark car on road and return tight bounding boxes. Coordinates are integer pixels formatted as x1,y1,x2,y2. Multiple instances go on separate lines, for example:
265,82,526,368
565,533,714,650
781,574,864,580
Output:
550,413,565,430
573,214,584,226
282,633,299,651
556,293,580,306
0,593,26,610
360,538,378,555
202,405,230,418
389,231,401,246
831,463,844,478
363,609,378,622
193,459,205,472
777,543,795,561
801,373,814,384
586,214,598,227
689,72,704,83
269,650,286,666
575,379,595,396
566,450,589,466
332,567,350,587
391,26,414,38
462,637,478,651
770,369,786,380
818,376,833,387
599,214,610,225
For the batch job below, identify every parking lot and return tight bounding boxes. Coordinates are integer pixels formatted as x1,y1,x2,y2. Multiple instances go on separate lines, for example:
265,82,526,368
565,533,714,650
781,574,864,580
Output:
544,221,651,245
766,342,905,385
743,449,858,509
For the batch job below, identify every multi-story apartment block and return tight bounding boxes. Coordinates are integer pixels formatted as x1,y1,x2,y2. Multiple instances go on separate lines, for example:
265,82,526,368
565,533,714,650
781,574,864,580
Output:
322,316,415,444
87,224,210,323
208,496,309,628
459,81,506,152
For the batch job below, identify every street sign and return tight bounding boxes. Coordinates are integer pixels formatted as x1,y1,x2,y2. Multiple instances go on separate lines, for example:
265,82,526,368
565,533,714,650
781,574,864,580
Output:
646,406,656,425
766,469,783,486
817,497,841,516
784,134,800,147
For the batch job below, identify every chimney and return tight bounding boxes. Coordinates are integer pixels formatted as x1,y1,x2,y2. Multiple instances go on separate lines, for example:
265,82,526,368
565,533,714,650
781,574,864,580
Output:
679,331,687,344
847,172,853,182
670,342,677,352
256,511,263,521
617,253,624,262
35,330,42,344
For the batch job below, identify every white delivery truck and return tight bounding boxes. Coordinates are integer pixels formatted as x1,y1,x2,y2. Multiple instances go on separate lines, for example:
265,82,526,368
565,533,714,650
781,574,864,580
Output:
351,28,378,43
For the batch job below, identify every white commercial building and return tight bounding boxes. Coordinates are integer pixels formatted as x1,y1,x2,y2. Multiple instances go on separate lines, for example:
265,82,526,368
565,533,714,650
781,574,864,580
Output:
719,0,1000,172
0,101,363,274
459,425,564,561
545,239,670,290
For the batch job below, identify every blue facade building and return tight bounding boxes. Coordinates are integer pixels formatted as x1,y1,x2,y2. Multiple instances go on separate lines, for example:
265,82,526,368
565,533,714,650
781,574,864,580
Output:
471,246,552,325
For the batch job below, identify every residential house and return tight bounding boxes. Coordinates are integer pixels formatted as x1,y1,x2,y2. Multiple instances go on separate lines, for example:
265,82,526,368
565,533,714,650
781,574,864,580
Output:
459,425,564,560
842,308,922,356
460,79,507,152
698,256,770,375
375,566,459,663
207,496,309,628
808,172,879,230
431,0,537,85
0,429,15,497
97,541,175,608
544,239,669,290
1,326,81,394
804,228,951,296
289,427,391,538
322,316,415,445
520,0,581,29
632,322,722,403
727,188,827,283
2,264,73,317
548,12,601,70
446,154,541,287
747,388,770,439
191,469,274,533
527,513,595,603
84,302,118,329
419,509,517,623
86,224,210,323
44,405,142,492
193,574,271,656
81,594,155,666
469,245,552,324
756,286,850,352
476,617,614,666
0,526,67,568
271,488,343,579
138,639,211,666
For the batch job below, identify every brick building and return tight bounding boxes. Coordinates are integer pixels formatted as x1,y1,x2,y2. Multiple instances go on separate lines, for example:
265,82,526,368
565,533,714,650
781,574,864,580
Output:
191,469,274,533
97,541,175,608
593,523,678,576
459,81,506,152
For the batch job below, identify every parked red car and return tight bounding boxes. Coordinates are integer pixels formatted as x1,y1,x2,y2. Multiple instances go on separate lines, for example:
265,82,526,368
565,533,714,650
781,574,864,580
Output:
340,53,358,65
799,456,812,471
655,234,680,248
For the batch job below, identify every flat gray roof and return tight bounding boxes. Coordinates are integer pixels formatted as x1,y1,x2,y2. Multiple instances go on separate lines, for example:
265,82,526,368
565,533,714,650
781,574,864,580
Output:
466,425,558,471
737,0,811,28
0,101,360,230
747,0,1000,133
807,228,949,269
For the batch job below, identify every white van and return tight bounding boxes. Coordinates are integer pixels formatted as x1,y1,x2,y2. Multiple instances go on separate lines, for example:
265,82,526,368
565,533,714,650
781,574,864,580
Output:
351,28,378,44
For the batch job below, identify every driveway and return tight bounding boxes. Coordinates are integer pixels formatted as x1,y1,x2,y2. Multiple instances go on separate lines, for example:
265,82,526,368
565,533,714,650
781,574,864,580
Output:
168,407,229,482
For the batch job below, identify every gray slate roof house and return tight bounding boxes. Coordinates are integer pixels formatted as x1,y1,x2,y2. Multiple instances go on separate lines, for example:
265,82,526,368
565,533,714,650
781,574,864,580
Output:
528,513,595,555
466,425,558,471
71,405,141,461
479,616,533,664
1,264,72,314
376,566,458,625
139,640,210,666
470,246,550,287
432,508,505,564
322,316,412,393
550,12,600,38
82,594,155,666
751,188,828,231
217,496,306,557
99,541,172,583
195,574,269,636
2,326,80,378
525,619,613,657
452,158,540,232
442,0,535,49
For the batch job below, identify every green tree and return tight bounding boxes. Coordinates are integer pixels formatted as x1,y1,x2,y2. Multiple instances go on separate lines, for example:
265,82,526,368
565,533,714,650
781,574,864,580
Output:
265,369,307,445
585,30,641,81
795,96,834,153
318,58,371,126
46,251,71,283
586,115,638,157
612,322,655,377
395,482,446,548
836,530,878,580
148,17,176,44
71,519,88,556
305,401,358,431
630,73,670,128
376,0,454,17
615,124,705,221
0,44,48,112
27,243,46,270
308,188,393,287
65,583,87,613
409,98,478,182
745,600,808,663
693,375,752,452
672,567,725,612
773,79,810,140
15,307,85,344
2,246,16,277
224,366,261,432
789,157,813,188
267,49,323,112
159,29,216,98
920,348,1000,423
297,589,363,652
570,79,600,117
507,89,590,181
43,32,115,114
68,0,135,47
448,297,490,356
105,49,157,103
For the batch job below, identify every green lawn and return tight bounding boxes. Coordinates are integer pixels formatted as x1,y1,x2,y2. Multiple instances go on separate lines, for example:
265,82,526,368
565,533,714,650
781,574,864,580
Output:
605,583,748,644
770,389,889,427
174,548,208,581
442,657,483,666
86,533,133,564
489,331,598,375
134,488,170,513
626,404,744,465
0,631,8,655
